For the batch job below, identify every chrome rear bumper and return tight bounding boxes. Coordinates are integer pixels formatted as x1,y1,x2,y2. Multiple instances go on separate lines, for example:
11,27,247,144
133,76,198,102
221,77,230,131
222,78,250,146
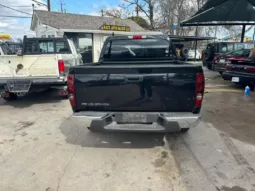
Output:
73,112,201,132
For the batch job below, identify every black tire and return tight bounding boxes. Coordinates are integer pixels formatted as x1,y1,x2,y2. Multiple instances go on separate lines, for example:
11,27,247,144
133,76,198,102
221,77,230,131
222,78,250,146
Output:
181,128,190,133
3,92,18,101
219,72,223,75
207,63,212,70
202,59,206,66
181,48,188,59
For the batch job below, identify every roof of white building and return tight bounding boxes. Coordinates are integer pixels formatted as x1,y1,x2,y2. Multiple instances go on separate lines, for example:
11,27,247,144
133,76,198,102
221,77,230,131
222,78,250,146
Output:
31,10,147,32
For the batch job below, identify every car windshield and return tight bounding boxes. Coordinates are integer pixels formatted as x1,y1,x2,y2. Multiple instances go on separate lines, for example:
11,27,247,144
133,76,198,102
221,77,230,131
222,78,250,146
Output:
103,38,176,61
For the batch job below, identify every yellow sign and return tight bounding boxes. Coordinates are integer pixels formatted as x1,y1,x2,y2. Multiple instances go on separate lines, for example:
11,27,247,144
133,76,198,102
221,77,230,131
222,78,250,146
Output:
101,25,131,32
0,34,11,40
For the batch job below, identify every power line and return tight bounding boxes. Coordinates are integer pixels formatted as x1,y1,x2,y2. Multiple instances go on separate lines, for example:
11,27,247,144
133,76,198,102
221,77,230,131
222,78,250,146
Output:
0,15,31,18
0,3,32,15
8,6,32,7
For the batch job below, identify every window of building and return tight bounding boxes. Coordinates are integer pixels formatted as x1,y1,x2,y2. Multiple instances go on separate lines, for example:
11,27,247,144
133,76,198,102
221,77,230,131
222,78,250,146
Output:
77,33,93,63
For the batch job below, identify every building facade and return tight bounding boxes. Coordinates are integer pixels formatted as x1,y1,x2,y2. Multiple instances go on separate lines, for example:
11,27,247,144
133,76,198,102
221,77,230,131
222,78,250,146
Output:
31,10,161,63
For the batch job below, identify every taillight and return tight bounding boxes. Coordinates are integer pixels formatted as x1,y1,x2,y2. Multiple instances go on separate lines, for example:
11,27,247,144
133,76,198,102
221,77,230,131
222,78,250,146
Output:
213,56,218,62
67,74,76,107
133,35,143,39
202,50,205,57
194,72,205,113
246,67,255,73
58,60,65,75
225,64,233,70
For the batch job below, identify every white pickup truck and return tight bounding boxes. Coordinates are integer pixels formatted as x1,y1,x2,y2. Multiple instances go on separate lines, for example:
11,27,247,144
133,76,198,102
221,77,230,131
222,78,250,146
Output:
0,36,82,101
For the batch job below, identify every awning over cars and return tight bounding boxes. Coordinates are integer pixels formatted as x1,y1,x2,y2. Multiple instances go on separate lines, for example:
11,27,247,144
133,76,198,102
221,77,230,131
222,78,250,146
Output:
169,35,215,42
181,0,255,26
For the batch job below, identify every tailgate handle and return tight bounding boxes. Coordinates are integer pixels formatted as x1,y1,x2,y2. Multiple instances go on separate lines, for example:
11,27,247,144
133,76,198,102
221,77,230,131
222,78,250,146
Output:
125,76,143,82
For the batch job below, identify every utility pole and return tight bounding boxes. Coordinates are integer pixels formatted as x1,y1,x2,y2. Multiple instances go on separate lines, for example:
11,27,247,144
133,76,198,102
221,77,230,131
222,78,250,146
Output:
136,5,139,17
101,9,104,17
47,0,51,11
60,1,63,12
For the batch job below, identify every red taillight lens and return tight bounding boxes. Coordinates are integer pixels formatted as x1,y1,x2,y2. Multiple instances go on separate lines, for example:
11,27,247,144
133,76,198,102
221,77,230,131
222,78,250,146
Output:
58,60,65,74
195,72,205,109
67,74,76,107
213,56,218,61
202,50,205,57
225,64,233,70
133,35,143,39
246,67,255,73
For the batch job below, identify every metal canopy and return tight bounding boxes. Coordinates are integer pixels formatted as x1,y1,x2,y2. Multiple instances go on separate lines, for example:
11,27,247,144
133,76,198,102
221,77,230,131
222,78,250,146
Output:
169,35,215,42
181,0,255,26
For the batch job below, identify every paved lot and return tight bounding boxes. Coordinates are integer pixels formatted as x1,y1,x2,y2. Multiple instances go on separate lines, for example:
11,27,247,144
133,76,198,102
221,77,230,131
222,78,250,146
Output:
0,68,255,191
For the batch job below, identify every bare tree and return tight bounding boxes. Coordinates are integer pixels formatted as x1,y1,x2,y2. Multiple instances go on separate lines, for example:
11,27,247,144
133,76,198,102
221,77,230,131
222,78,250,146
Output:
104,8,123,18
124,0,157,29
159,0,196,35
100,4,132,19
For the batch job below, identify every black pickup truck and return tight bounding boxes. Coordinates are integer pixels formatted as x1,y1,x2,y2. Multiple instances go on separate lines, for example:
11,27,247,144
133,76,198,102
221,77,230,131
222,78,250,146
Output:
68,35,205,132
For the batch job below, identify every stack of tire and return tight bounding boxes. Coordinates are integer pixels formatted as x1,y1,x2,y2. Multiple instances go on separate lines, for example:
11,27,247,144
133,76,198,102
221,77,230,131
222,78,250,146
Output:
180,48,189,61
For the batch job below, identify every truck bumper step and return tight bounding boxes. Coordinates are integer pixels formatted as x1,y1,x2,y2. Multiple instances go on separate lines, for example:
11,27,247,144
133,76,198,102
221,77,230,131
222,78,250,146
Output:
72,112,201,132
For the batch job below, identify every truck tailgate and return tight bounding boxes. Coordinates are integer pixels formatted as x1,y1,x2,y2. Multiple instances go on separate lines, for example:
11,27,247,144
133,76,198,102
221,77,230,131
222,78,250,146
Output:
71,64,203,112
0,55,59,78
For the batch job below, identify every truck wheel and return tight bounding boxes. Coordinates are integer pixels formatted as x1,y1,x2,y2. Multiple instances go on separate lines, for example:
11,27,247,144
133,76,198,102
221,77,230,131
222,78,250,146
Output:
202,59,206,66
181,128,190,133
207,63,212,70
3,92,18,101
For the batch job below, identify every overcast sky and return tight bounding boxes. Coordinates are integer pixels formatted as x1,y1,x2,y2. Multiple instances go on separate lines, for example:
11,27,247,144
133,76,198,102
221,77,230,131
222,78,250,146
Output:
0,0,121,38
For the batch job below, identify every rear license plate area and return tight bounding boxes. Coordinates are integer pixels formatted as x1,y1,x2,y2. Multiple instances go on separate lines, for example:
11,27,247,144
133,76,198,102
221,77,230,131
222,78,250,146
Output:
7,80,32,92
219,59,225,63
118,113,148,124
231,77,239,82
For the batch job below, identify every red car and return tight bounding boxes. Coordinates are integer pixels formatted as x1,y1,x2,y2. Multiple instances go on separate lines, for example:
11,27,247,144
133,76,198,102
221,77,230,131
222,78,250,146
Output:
223,59,255,90
213,49,251,74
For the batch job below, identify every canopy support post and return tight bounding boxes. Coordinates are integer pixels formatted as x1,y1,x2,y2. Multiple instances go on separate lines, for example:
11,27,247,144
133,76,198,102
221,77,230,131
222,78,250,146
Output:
194,26,198,61
241,25,246,43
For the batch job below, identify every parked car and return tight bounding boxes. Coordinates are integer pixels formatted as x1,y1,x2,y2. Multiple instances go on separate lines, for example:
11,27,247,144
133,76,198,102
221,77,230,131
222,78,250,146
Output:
213,49,251,74
223,59,255,90
187,49,202,60
68,35,205,133
203,42,254,70
0,36,82,101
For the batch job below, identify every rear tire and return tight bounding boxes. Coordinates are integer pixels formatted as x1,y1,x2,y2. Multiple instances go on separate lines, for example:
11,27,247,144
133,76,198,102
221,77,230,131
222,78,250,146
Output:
181,128,190,133
207,63,212,70
3,92,18,101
